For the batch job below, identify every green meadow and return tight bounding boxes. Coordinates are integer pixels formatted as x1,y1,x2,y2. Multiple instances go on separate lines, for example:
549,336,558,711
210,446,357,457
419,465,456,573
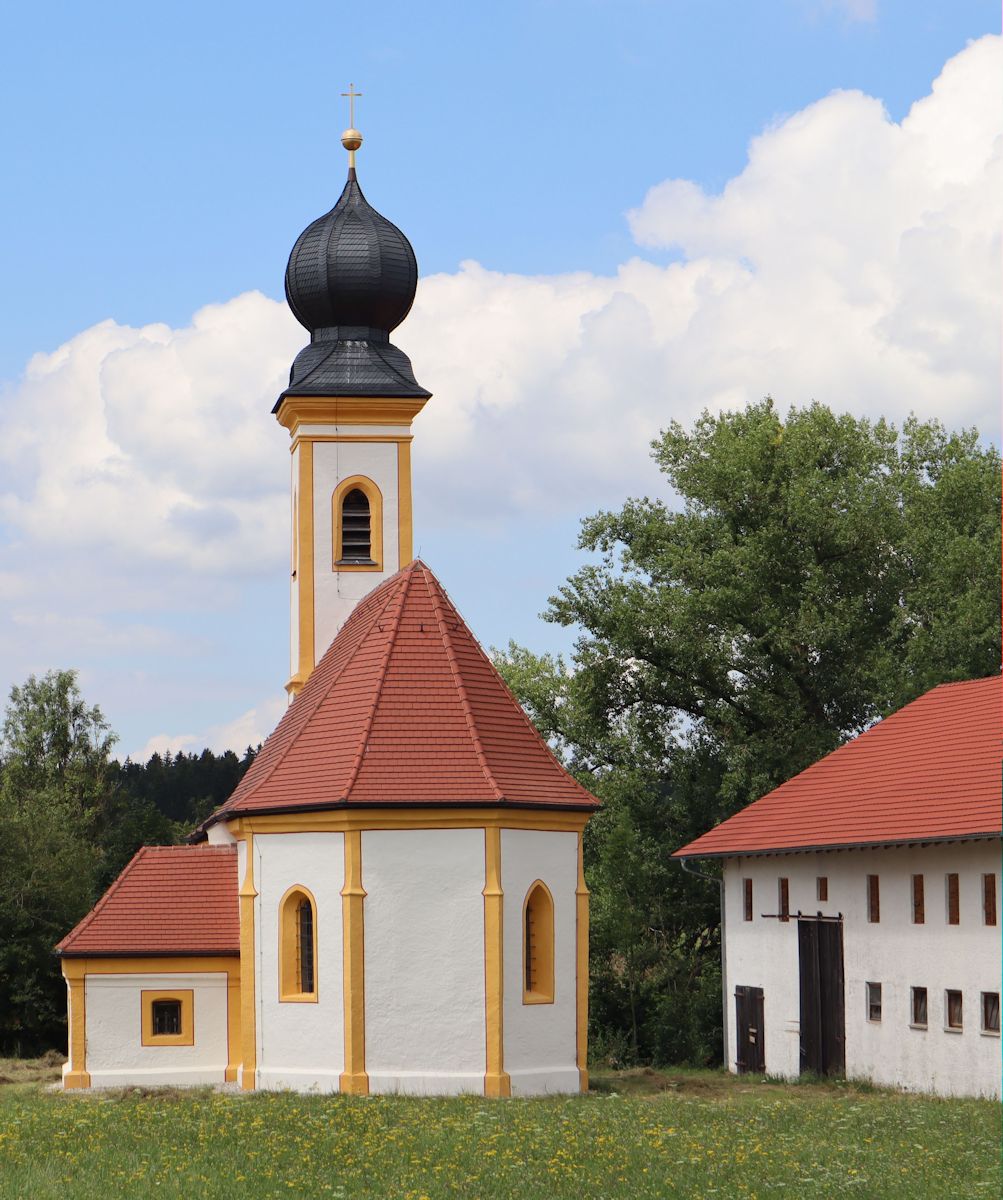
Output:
0,1062,998,1199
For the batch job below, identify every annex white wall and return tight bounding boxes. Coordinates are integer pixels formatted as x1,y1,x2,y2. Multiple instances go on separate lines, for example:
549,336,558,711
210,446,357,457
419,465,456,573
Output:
84,971,229,1088
362,828,485,1095
312,439,400,662
502,829,579,1096
254,831,346,1091
722,840,1001,1098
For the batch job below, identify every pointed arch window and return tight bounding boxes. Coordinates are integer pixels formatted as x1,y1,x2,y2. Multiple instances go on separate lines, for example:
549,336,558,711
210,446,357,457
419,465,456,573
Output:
332,476,383,571
279,886,318,1002
523,880,555,1004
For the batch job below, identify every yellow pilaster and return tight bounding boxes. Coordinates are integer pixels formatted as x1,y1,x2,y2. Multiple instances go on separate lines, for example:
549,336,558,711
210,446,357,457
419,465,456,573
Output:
225,965,242,1083
290,440,315,696
238,833,258,1090
575,830,590,1092
61,959,90,1089
397,439,413,566
483,826,511,1097
340,829,369,1094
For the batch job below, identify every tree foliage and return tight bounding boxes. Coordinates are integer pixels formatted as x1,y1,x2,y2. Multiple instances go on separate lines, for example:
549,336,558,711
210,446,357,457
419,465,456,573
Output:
497,400,1000,1067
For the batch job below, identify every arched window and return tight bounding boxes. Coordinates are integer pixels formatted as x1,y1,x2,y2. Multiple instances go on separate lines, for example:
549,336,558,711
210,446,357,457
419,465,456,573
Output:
332,476,383,571
523,880,555,1004
279,886,318,1002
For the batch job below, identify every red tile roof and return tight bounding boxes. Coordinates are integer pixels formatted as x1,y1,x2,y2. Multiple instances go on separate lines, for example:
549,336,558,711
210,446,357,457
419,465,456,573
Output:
674,675,1002,858
205,560,599,825
57,845,239,957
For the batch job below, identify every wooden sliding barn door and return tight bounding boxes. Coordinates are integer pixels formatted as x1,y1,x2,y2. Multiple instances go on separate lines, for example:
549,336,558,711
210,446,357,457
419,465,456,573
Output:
735,985,765,1074
798,917,845,1076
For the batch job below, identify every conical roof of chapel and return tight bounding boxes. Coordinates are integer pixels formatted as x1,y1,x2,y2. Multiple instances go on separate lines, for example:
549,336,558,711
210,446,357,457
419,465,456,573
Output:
201,561,599,828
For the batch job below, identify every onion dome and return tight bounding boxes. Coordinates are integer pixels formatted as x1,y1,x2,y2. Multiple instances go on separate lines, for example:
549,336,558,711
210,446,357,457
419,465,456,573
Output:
276,128,429,407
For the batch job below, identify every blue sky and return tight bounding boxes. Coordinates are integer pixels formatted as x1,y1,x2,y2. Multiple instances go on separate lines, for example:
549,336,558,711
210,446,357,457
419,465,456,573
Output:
0,2,998,758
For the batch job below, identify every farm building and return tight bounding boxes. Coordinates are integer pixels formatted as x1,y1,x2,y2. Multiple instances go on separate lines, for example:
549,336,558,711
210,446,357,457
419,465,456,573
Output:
56,124,599,1095
675,675,1002,1099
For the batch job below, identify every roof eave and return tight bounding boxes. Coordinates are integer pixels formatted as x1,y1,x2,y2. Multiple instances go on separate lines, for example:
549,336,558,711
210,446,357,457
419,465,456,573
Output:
673,830,1003,860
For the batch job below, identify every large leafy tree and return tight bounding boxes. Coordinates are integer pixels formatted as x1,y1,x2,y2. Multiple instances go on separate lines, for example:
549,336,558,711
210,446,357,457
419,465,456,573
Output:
498,399,1000,1066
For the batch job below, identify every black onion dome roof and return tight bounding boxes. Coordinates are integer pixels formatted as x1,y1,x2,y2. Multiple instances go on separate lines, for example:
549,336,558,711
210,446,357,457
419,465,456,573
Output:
285,169,417,335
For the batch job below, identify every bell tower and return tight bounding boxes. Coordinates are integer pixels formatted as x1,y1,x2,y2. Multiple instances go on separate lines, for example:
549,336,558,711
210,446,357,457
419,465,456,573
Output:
275,100,431,697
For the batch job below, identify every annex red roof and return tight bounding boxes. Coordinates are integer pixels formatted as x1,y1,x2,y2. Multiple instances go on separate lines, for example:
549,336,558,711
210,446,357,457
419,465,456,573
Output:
57,845,239,957
205,560,599,824
674,675,1002,858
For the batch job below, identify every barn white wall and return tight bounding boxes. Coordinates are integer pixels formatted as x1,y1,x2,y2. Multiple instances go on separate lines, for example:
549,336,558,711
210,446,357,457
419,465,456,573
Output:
722,840,1001,1098
362,828,485,1095
502,829,579,1096
254,831,346,1091
312,439,400,662
84,971,229,1088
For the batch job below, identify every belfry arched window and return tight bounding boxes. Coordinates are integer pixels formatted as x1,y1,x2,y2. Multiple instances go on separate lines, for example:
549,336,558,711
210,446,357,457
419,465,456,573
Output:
332,476,383,571
279,886,318,1002
523,880,555,1004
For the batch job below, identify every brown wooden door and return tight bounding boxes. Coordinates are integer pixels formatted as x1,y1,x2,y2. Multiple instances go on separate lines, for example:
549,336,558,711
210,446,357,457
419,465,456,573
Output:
798,917,845,1076
735,985,765,1074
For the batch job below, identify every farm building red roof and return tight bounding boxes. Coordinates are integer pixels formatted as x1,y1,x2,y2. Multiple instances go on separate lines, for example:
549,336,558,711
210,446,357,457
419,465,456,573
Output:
674,675,1002,858
203,560,598,825
56,845,239,957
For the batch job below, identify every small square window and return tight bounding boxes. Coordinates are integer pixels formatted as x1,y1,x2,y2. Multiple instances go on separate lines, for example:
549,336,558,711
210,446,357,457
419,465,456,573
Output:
910,986,928,1028
981,992,1000,1035
743,878,753,922
946,989,963,1031
866,981,882,1022
141,989,194,1046
816,876,828,902
152,999,181,1036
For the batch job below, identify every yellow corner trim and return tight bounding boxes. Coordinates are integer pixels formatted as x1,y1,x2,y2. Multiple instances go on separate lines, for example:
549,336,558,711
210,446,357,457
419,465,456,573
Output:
296,442,316,683
278,884,319,1003
576,830,590,1091
239,833,258,1090
141,989,194,1047
332,475,384,573
522,880,555,1005
397,439,413,567
63,971,90,1088
340,830,369,1094
482,826,511,1097
276,395,427,432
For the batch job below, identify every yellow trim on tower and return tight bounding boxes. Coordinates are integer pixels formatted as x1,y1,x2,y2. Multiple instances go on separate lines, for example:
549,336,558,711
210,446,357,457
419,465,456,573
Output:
236,808,591,836
522,880,555,1005
140,989,194,1047
332,475,384,572
238,833,259,1090
397,439,413,567
276,395,428,432
340,829,369,1094
483,825,511,1097
292,442,315,695
278,885,319,1003
575,830,590,1092
61,959,90,1089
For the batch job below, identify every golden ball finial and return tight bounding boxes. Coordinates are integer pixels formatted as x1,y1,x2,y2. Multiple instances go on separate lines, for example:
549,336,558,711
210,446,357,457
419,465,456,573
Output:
341,128,363,153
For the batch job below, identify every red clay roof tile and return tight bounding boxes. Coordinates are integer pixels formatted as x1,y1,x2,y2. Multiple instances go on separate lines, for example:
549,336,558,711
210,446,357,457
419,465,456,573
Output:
57,845,239,957
674,675,1002,857
204,560,599,824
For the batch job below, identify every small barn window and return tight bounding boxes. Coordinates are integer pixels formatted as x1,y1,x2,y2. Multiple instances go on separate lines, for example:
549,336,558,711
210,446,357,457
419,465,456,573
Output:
332,477,383,571
946,989,963,1031
866,875,880,923
866,982,882,1022
910,987,928,1028
279,886,318,1002
141,989,194,1046
778,878,790,922
945,874,960,925
983,874,997,926
912,874,925,924
981,992,1000,1035
523,881,555,1004
816,877,828,903
743,878,753,921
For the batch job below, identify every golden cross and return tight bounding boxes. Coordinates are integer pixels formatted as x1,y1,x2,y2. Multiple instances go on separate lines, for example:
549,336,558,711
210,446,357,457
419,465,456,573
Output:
341,83,362,128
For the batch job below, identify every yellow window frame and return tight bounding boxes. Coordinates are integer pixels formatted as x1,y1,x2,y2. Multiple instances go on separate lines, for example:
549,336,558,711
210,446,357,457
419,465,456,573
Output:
332,475,383,572
522,880,555,1005
279,884,319,1003
141,989,194,1047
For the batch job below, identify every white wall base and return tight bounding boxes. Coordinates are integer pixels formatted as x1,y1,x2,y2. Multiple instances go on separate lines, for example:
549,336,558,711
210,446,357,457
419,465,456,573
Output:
84,1066,227,1088
367,1070,486,1096
509,1067,581,1096
256,1068,344,1093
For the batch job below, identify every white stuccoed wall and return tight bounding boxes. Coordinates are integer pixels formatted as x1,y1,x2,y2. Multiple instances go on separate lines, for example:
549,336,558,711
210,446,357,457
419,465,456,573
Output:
362,828,485,1095
502,829,579,1095
84,972,229,1087
312,439,400,663
722,840,1001,1097
254,831,346,1091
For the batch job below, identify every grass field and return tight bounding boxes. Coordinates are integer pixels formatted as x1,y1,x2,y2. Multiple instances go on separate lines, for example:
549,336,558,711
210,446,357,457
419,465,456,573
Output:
0,1061,998,1199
